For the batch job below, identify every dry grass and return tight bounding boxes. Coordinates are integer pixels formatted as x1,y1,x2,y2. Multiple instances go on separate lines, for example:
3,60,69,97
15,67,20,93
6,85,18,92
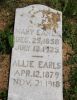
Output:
0,55,10,90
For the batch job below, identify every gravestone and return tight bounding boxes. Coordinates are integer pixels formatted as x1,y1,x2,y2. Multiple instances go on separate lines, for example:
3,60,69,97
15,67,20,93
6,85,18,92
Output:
8,4,63,100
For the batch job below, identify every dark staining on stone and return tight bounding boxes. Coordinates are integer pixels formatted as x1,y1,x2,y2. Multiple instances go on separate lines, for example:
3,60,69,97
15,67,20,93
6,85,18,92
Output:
28,8,61,32
32,6,34,9
29,6,35,18
28,7,34,14
32,9,60,32
41,10,60,32
52,12,60,32
30,20,33,24
28,10,31,14
31,14,35,18
20,14,23,16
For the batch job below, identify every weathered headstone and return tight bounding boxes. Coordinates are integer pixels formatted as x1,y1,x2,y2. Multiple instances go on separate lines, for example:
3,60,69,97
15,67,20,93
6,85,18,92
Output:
8,4,63,100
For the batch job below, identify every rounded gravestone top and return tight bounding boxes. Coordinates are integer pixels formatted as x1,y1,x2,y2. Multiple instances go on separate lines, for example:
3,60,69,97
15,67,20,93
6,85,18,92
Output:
15,4,62,34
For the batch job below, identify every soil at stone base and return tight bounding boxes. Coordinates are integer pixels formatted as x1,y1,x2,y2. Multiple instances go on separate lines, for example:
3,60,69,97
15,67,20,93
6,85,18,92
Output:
0,54,10,91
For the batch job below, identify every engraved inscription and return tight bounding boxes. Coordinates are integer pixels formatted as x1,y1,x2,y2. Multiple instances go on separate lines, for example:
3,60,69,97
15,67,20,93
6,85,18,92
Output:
8,4,62,100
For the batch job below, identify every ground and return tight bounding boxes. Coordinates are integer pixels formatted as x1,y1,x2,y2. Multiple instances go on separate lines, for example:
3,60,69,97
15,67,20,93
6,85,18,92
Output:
0,0,77,100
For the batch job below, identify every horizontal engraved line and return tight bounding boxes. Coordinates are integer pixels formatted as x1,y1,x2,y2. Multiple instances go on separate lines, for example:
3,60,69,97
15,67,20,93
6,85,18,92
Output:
32,55,43,58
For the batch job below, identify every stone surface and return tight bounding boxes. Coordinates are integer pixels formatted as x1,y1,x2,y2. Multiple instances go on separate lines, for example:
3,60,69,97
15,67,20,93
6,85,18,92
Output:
8,4,63,100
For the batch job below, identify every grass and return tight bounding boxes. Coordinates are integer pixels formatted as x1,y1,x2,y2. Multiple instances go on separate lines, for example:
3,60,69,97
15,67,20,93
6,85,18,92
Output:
0,90,8,100
0,0,77,100
0,30,13,54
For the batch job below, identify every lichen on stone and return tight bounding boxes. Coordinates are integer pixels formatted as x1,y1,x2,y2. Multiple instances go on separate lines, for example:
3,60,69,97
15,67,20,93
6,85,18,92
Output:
41,9,60,32
30,9,61,32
